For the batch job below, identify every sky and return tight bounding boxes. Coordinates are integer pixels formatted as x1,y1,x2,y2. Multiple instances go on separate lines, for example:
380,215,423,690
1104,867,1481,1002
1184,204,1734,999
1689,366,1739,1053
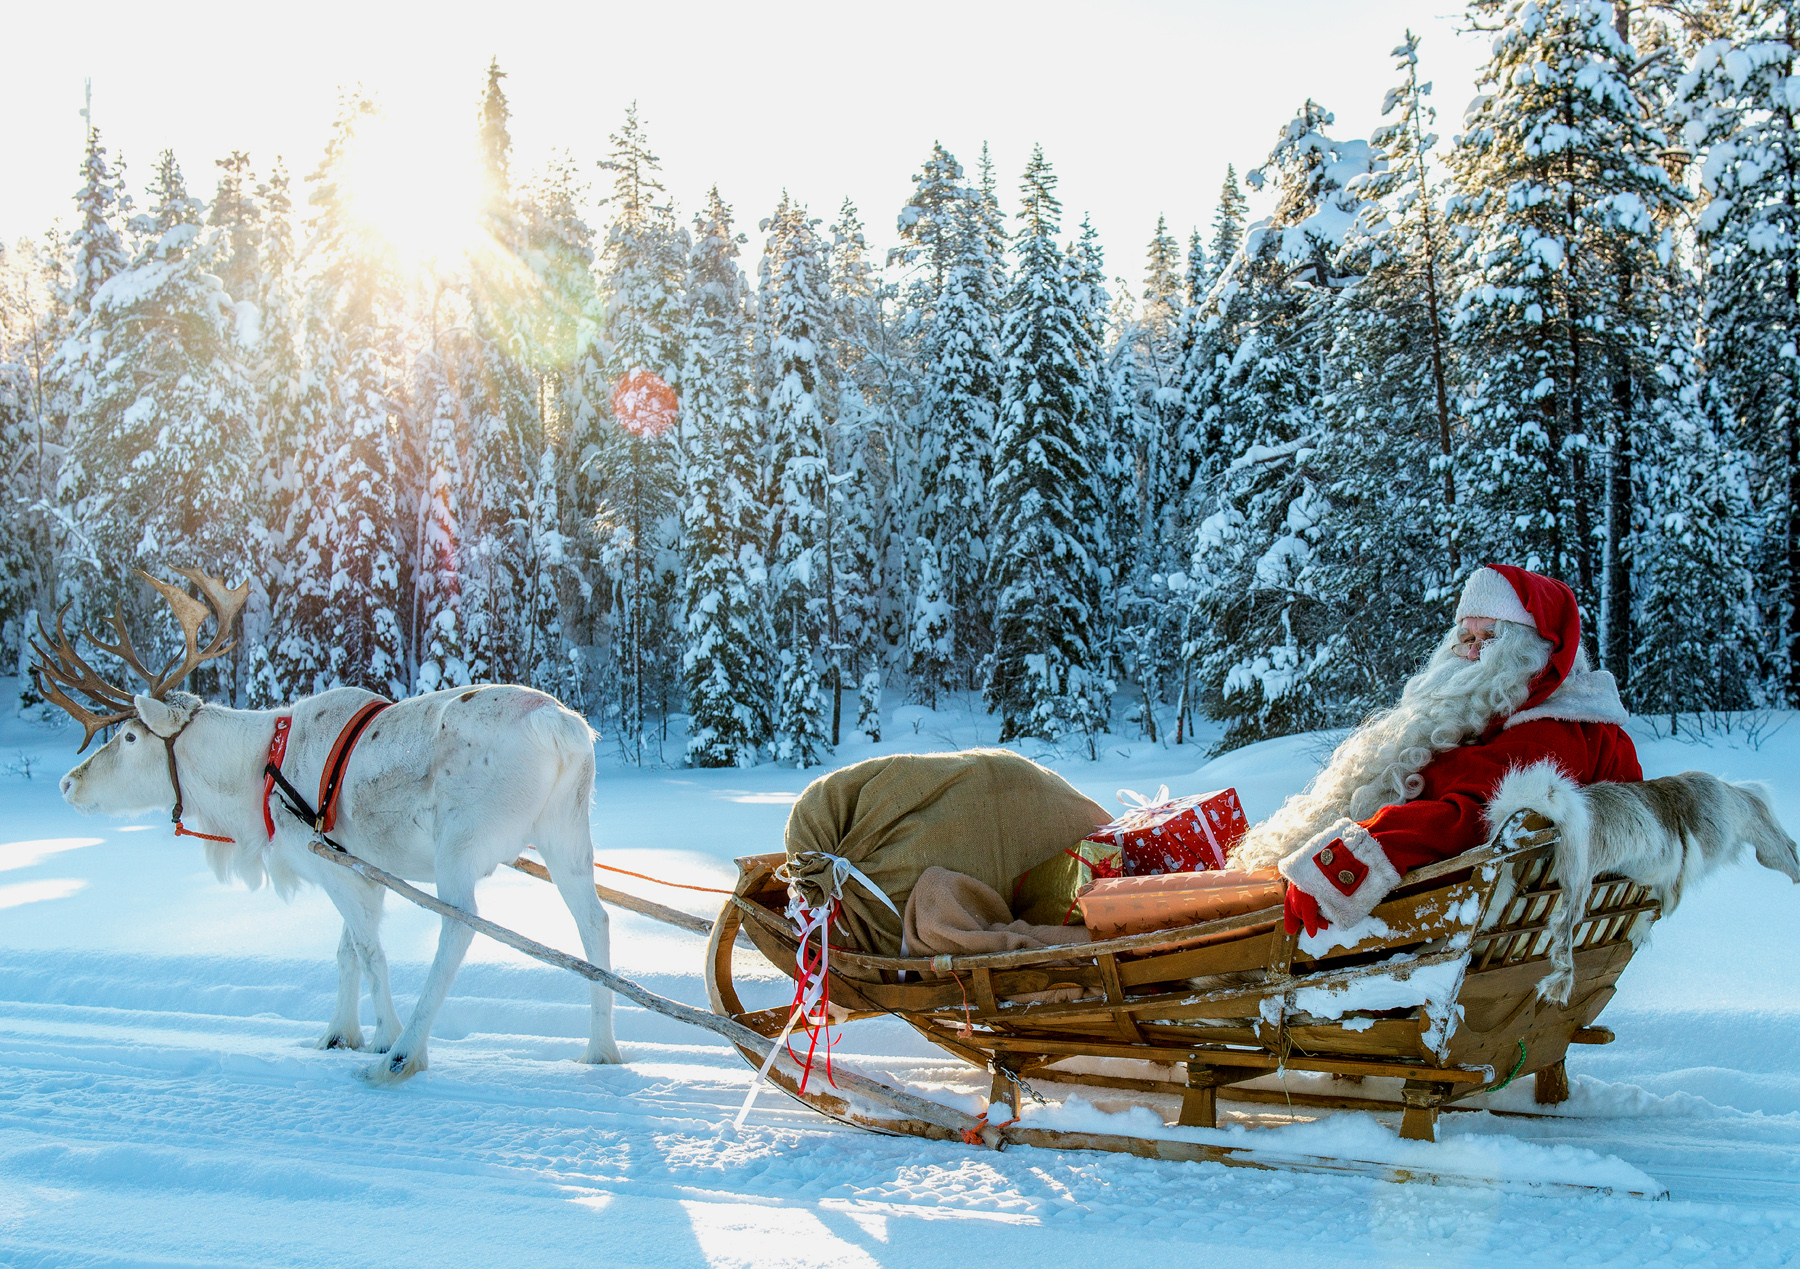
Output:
2,0,1495,289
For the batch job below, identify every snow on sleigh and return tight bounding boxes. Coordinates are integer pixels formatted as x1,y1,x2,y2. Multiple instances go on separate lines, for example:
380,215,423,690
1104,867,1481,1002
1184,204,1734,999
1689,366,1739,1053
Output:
705,750,1675,1193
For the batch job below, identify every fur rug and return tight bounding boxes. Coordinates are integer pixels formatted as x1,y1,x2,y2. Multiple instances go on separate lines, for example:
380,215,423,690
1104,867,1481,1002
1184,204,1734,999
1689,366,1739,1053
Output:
1484,763,1800,1003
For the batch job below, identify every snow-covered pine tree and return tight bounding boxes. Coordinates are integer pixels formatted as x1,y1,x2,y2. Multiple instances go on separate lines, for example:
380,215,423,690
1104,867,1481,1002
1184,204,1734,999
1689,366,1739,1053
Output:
1209,165,1249,282
58,148,256,695
1449,0,1682,654
907,166,1002,701
761,193,835,766
244,161,313,708
1632,325,1761,722
1186,102,1378,750
277,94,407,699
0,235,68,698
461,60,546,692
680,189,773,766
1306,32,1468,712
1141,215,1182,356
889,143,966,331
826,199,888,741
1170,166,1253,538
1184,229,1207,307
208,150,263,304
985,147,1109,749
410,330,472,696
517,153,601,706
1680,1,1800,701
64,126,131,321
592,104,687,759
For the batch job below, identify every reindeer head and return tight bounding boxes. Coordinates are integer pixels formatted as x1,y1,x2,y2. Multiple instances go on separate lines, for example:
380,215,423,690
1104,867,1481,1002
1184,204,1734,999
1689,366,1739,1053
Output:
33,568,248,814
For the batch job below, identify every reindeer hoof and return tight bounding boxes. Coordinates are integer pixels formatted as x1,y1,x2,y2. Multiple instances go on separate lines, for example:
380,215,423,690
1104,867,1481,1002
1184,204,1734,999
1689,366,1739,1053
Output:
578,1041,623,1065
316,1029,364,1051
364,1049,427,1085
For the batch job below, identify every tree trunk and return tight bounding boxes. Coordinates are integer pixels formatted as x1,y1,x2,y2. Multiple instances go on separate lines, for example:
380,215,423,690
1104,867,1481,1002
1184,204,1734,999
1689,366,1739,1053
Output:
1605,255,1634,692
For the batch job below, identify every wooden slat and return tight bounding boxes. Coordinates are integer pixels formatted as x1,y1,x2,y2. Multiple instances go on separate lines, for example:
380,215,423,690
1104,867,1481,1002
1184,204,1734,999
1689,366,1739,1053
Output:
981,1035,1489,1083
1097,953,1144,1043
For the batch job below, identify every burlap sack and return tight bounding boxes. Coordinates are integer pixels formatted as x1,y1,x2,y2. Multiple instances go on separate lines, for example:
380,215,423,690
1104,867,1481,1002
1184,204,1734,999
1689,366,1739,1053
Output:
903,866,1092,958
783,749,1111,957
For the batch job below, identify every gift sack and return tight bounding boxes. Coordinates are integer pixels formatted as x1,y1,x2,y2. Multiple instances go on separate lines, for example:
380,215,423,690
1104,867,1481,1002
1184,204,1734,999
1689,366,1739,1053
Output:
1077,867,1283,942
1011,839,1125,927
1086,785,1249,876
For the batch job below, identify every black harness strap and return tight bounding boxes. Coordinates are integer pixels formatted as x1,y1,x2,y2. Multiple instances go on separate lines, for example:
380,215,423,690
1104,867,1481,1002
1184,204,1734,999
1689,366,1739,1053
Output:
264,761,336,845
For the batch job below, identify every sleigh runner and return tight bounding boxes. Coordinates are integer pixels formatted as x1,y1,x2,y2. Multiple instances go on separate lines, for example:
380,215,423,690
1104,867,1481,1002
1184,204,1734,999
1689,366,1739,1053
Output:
705,810,1658,1152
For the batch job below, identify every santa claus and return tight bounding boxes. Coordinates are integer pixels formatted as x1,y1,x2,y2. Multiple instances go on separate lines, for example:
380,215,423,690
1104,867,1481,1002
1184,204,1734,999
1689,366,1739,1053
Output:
1231,563,1642,937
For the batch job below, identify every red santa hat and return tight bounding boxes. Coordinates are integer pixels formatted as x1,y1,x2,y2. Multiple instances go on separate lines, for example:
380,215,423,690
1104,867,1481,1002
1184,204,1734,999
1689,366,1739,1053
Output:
1454,564,1581,718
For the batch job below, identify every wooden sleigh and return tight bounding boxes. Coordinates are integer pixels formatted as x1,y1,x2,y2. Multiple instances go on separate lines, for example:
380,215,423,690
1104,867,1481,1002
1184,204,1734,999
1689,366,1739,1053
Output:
706,812,1663,1186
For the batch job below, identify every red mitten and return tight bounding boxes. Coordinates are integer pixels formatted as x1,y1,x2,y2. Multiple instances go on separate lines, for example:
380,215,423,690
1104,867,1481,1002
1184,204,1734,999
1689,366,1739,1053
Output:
1283,884,1328,938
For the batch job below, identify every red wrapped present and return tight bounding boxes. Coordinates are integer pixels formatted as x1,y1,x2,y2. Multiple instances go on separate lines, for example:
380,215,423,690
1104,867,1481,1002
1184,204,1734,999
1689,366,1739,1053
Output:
1085,785,1249,876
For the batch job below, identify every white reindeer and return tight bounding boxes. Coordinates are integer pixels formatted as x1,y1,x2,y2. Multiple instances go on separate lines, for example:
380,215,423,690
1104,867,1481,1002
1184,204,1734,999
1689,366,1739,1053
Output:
36,568,619,1083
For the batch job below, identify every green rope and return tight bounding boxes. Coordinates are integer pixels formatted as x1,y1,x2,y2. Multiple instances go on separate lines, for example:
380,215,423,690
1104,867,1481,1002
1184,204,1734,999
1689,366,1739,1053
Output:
1488,1040,1529,1092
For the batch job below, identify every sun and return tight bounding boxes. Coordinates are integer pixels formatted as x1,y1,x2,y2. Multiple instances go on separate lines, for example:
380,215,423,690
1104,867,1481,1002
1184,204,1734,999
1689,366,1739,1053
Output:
341,108,486,267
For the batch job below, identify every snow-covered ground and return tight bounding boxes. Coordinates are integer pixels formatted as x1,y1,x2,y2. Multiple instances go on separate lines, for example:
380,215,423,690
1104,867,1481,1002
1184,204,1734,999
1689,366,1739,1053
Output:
3,683,1799,1267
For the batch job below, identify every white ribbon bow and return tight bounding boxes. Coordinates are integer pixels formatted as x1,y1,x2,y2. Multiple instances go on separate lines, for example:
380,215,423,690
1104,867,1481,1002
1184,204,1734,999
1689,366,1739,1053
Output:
1117,786,1172,810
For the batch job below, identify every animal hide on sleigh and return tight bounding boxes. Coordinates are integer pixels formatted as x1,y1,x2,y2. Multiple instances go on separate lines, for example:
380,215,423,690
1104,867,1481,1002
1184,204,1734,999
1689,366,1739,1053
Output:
1485,763,1800,1004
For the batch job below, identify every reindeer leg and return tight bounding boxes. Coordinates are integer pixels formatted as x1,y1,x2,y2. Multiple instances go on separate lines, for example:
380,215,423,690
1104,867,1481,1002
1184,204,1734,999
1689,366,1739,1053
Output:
538,819,620,1065
366,860,478,1086
340,879,400,1052
315,924,365,1051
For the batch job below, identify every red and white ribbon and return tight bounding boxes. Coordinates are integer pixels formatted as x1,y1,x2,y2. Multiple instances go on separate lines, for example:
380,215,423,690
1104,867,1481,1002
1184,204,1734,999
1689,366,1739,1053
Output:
733,852,897,1130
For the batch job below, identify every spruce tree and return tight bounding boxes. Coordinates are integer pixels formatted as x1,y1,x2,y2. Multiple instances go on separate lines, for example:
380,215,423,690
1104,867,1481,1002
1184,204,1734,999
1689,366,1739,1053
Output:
1681,0,1800,700
680,189,774,765
985,147,1109,749
761,193,836,766
1448,0,1682,649
279,94,407,699
907,155,1001,701
65,126,130,320
1208,165,1249,276
59,148,256,684
1186,102,1377,749
1305,31,1468,713
593,104,687,757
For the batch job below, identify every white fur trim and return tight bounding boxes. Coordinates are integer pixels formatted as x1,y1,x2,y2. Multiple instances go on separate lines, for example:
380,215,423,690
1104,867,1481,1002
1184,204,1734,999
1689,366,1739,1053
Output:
1504,670,1628,729
1455,567,1532,627
1278,819,1403,929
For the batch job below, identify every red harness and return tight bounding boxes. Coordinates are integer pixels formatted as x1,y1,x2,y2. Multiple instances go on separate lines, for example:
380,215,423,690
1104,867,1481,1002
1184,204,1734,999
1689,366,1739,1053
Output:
262,715,293,838
262,701,391,840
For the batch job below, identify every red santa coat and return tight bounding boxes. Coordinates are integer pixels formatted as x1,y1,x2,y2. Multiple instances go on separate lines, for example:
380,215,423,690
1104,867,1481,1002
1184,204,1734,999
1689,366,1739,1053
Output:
1279,670,1641,928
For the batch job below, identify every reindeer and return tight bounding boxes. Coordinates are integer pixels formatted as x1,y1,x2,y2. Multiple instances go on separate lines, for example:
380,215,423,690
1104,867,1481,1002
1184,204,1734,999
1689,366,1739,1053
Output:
36,567,619,1083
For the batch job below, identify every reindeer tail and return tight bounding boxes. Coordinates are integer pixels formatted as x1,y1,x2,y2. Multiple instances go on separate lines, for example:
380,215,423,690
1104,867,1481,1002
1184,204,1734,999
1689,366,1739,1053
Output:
1484,761,1591,1005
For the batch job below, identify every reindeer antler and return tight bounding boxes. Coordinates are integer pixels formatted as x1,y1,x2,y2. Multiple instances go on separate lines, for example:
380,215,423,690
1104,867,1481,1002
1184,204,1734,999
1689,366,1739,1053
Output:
28,604,137,752
29,567,251,751
97,567,249,699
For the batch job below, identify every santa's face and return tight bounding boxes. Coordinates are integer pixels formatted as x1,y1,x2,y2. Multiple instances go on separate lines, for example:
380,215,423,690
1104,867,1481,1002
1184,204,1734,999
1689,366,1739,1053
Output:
1453,616,1499,661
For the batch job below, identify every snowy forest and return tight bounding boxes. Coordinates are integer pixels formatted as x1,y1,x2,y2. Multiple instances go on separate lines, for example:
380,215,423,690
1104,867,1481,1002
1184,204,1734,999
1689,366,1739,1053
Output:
1,0,1796,767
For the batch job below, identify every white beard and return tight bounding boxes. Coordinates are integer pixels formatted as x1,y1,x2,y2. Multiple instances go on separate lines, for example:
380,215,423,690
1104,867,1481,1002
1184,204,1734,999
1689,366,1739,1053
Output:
1230,619,1553,869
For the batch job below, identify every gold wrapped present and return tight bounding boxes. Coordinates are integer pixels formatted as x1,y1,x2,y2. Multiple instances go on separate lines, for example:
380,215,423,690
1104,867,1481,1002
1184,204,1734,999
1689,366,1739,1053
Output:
1010,839,1125,926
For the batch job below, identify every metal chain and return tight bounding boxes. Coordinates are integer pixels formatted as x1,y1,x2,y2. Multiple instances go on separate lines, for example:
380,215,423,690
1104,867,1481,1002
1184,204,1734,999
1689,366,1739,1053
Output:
995,1062,1048,1106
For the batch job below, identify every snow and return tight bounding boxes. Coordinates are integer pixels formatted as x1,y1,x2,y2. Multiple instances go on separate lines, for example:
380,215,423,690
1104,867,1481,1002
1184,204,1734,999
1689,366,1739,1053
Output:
1290,955,1466,1021
5,684,1800,1264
